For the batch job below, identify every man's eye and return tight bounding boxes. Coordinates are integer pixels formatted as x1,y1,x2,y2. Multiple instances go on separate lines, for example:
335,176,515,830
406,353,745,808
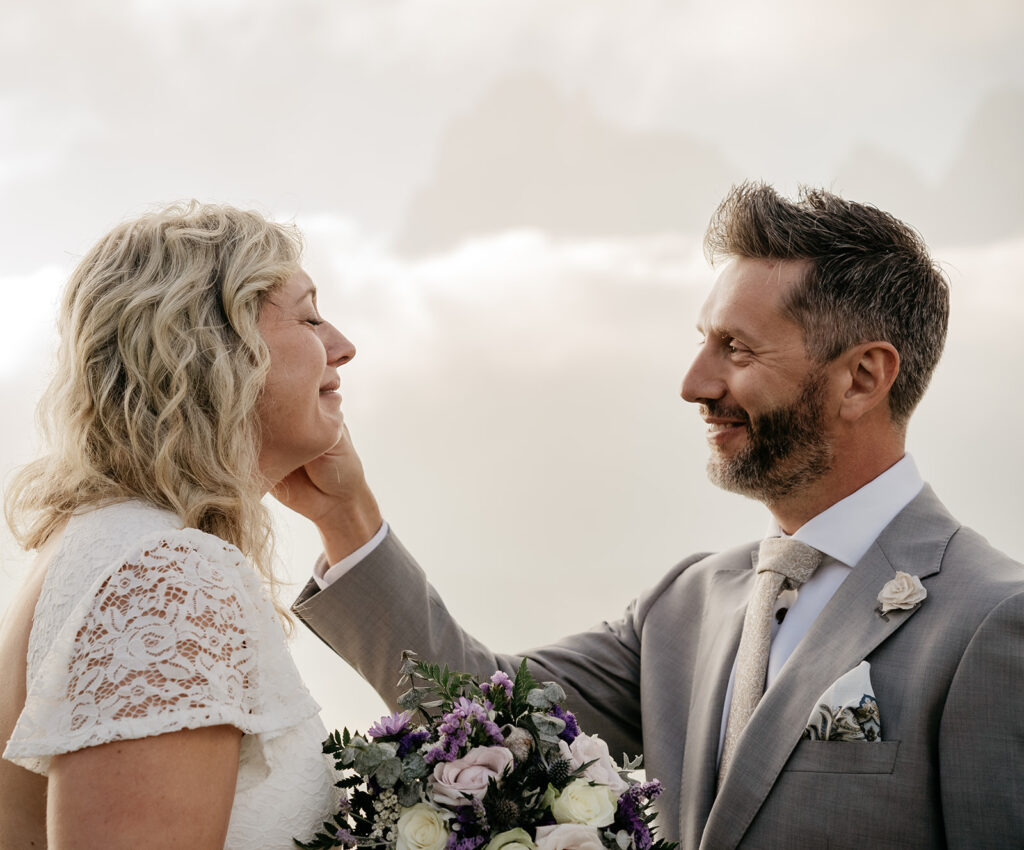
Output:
305,317,324,327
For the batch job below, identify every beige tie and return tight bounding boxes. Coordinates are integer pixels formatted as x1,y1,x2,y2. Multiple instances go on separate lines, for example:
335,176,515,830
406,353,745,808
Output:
717,537,823,786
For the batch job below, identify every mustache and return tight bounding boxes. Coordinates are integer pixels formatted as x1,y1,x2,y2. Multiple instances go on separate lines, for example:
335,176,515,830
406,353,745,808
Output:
700,401,750,424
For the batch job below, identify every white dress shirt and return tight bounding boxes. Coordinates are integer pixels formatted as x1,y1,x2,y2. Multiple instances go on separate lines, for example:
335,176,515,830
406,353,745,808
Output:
314,521,390,589
716,454,924,757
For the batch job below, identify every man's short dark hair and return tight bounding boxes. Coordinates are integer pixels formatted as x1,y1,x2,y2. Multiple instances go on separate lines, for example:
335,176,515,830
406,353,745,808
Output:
704,181,950,426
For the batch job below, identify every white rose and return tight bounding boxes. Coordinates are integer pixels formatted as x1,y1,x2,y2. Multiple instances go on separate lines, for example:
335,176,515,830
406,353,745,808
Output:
545,778,619,827
534,824,605,850
396,803,450,850
877,572,927,613
485,828,538,850
430,745,515,806
557,733,629,795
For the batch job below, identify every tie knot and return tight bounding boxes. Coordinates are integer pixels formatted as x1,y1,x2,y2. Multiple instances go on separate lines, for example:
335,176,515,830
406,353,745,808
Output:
757,537,822,589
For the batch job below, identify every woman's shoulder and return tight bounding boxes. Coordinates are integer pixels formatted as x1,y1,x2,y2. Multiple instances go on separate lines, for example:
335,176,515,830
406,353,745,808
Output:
9,499,315,775
27,499,265,702
56,499,249,587
67,498,225,550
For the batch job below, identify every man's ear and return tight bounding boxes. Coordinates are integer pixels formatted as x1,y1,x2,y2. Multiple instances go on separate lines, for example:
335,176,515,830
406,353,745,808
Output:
836,341,900,422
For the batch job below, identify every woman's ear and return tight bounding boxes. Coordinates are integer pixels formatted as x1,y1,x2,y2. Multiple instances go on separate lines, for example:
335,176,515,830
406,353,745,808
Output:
836,341,900,423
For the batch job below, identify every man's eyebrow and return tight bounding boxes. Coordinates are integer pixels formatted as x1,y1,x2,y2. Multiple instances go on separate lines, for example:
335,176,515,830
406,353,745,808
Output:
696,320,756,342
695,318,728,336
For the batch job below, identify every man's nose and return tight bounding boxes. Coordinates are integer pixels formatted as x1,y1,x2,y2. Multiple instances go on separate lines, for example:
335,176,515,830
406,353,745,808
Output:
680,347,725,404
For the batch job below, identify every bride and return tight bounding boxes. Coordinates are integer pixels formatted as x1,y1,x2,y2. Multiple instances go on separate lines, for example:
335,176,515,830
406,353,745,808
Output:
0,203,378,848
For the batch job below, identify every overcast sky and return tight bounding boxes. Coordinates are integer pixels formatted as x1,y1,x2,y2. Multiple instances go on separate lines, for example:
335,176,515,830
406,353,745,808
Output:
2,0,1022,728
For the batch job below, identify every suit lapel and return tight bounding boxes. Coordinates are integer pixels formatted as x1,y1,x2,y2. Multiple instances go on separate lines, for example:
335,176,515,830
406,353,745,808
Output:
677,557,752,850
699,486,958,848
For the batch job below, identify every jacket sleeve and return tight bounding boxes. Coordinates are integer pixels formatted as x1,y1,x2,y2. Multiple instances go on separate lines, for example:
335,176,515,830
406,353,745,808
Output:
292,529,696,761
939,589,1024,848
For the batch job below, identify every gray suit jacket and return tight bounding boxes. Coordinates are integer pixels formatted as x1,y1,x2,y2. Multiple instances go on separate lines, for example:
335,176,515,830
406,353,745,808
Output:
294,487,1024,849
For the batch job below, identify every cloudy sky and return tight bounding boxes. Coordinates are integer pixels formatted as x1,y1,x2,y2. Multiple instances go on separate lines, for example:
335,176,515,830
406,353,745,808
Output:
2,0,1022,727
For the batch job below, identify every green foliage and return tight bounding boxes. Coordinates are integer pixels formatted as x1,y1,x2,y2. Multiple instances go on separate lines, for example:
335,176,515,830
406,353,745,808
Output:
511,658,540,716
414,659,482,706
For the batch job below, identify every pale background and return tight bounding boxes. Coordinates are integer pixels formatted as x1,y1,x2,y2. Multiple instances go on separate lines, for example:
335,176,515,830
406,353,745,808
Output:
1,0,1022,731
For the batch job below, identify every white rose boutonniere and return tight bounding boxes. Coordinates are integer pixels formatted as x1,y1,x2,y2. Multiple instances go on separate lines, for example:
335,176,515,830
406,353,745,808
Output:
877,571,927,618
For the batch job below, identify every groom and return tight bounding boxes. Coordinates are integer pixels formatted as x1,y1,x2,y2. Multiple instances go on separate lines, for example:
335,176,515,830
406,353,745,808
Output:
286,183,1023,848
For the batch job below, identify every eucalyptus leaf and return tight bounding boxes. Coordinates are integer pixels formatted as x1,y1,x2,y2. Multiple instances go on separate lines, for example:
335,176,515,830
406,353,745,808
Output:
354,741,398,774
375,757,403,788
530,713,566,742
396,781,422,807
340,735,370,765
541,683,566,703
527,690,553,710
402,752,429,781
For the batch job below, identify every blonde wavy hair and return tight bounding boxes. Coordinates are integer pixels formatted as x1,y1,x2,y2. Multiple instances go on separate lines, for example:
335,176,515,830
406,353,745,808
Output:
6,201,303,617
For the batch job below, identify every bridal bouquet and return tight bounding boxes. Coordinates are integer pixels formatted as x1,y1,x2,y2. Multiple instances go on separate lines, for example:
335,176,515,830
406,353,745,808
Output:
296,654,674,850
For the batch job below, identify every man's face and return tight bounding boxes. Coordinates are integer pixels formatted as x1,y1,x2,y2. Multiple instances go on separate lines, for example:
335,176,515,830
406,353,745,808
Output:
680,257,835,504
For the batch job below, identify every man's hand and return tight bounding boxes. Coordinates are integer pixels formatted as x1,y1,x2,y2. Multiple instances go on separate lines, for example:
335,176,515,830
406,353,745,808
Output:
272,425,383,564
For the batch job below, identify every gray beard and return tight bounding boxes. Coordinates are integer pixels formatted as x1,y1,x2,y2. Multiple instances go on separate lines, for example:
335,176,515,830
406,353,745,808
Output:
706,370,834,504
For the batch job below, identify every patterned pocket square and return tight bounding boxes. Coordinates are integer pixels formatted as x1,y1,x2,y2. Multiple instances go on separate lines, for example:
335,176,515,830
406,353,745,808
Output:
803,660,882,742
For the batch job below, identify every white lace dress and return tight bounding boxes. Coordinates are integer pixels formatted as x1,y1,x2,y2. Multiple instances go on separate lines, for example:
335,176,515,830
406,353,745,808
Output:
4,500,338,848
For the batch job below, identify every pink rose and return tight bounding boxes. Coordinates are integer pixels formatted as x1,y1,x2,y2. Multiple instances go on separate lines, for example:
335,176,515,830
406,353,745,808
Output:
430,746,514,806
557,733,629,795
534,824,605,850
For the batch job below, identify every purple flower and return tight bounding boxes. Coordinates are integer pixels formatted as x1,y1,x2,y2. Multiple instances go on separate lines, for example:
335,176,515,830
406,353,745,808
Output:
426,697,504,764
446,835,487,850
398,729,431,758
615,781,663,850
444,799,488,850
480,671,514,701
550,704,579,743
368,711,413,739
335,826,356,848
336,790,352,815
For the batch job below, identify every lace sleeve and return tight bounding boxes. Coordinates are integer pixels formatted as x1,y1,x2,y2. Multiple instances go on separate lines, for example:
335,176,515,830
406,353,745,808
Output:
67,536,256,728
5,528,319,774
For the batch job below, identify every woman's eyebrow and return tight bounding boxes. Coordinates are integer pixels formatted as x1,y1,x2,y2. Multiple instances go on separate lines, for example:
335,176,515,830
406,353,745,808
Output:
292,283,317,305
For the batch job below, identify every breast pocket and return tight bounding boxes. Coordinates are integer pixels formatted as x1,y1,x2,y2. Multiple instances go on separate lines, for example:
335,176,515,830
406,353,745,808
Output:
783,739,901,774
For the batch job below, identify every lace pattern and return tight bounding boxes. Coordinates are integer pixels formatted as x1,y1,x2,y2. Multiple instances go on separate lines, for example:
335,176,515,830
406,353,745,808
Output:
4,500,338,848
65,537,256,734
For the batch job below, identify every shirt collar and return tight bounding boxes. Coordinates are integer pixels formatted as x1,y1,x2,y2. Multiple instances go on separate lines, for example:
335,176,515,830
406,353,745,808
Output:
765,454,924,567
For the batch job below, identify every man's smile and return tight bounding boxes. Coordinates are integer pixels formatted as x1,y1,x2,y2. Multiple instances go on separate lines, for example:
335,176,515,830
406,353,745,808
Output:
699,406,750,448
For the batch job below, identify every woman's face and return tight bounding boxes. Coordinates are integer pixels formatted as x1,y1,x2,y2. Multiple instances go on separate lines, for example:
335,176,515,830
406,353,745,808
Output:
256,270,356,484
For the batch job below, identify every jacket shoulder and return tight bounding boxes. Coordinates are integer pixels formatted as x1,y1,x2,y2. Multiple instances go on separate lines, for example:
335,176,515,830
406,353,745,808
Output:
633,540,757,624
